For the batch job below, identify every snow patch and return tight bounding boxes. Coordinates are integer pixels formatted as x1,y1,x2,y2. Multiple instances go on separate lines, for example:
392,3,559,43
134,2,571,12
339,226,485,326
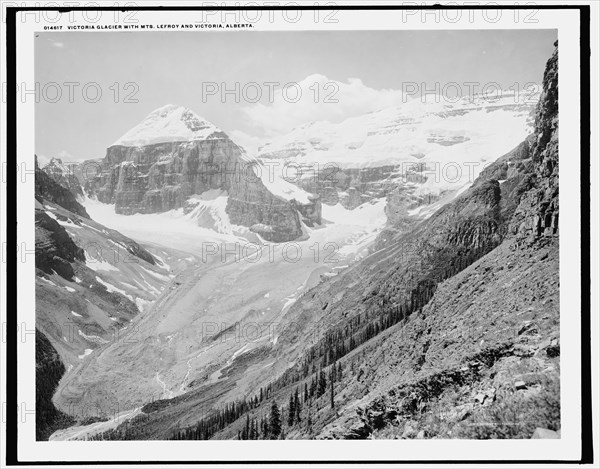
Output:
57,219,82,229
78,348,93,359
135,298,152,312
78,329,108,344
86,259,119,272
38,276,56,287
256,162,313,204
140,266,170,282
96,277,134,302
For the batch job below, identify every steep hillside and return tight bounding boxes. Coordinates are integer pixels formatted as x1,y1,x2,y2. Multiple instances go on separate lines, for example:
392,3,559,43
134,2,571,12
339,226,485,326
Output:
311,41,559,440
35,195,187,371
35,161,193,438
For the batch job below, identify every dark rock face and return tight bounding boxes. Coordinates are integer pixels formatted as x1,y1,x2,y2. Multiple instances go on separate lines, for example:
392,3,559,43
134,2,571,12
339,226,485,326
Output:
41,158,84,199
36,329,75,440
35,157,89,218
296,165,399,210
510,43,559,245
85,137,318,242
73,158,104,191
35,209,85,280
34,157,90,279
292,196,322,226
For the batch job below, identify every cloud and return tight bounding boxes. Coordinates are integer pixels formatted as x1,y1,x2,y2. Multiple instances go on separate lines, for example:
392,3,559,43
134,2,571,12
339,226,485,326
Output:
51,41,65,48
240,74,406,137
57,149,77,161
36,154,52,167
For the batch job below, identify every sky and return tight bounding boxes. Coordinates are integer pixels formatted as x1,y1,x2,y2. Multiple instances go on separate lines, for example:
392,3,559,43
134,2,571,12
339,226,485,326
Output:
35,29,557,162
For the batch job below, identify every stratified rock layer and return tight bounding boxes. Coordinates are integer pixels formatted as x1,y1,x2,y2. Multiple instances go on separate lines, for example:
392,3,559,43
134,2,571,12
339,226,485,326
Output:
86,130,319,242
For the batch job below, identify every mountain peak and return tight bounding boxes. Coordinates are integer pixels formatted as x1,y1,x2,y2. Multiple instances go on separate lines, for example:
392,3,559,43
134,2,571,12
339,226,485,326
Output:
112,104,222,147
44,157,70,173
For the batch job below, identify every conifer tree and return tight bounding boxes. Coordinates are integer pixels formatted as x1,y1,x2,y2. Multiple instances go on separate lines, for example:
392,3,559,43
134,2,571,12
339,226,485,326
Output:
269,401,281,439
318,369,327,397
330,368,335,409
294,387,301,423
243,414,250,440
288,393,295,426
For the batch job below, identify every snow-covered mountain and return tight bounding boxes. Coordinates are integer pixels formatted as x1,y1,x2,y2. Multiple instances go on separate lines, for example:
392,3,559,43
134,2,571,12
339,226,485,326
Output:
256,90,538,218
112,104,222,147
259,90,536,168
84,105,320,242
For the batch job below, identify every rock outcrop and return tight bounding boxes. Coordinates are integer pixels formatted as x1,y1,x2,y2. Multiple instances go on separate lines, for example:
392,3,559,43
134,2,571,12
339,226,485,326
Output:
35,156,89,218
510,42,559,245
35,206,85,280
295,165,399,210
41,157,84,199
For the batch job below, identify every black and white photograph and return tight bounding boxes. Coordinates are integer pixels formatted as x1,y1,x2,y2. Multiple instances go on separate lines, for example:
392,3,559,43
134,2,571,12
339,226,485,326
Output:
2,2,597,467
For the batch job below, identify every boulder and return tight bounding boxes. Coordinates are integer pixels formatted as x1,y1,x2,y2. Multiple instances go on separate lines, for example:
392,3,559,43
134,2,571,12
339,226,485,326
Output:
531,427,560,439
515,380,527,390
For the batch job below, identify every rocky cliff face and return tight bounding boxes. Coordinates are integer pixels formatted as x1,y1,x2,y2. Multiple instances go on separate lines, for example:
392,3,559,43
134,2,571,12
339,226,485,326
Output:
85,106,320,242
35,206,85,280
35,156,89,218
510,43,559,245
41,157,84,199
294,165,399,210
